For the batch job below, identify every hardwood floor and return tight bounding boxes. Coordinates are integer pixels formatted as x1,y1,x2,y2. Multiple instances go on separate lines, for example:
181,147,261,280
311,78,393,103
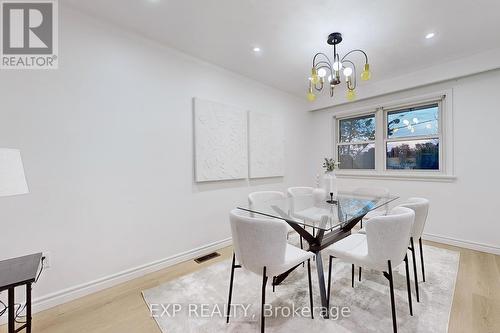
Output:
1,242,499,333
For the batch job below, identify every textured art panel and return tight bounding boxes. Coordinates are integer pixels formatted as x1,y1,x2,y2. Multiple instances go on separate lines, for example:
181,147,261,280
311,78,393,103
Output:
248,112,285,178
193,98,248,182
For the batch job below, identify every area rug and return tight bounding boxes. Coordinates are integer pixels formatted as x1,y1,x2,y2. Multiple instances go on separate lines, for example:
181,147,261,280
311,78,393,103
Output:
142,244,459,332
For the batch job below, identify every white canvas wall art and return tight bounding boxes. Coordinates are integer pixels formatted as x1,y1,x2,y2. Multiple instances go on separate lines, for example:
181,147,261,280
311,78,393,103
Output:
248,111,285,178
193,98,248,182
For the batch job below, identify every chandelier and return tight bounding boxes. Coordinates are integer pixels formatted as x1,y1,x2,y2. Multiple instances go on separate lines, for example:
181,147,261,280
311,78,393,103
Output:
307,32,371,102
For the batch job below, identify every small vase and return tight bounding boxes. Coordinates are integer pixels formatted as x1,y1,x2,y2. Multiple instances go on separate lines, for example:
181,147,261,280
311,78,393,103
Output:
323,172,338,198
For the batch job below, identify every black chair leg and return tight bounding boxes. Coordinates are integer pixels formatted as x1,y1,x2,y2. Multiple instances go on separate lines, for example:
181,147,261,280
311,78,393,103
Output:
261,266,268,333
419,237,426,282
404,254,413,316
386,260,397,333
226,253,236,323
358,267,362,281
307,259,314,319
410,237,420,302
351,264,355,288
327,256,333,309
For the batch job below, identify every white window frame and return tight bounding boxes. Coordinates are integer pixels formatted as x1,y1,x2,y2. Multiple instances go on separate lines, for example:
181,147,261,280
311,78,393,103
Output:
332,90,455,182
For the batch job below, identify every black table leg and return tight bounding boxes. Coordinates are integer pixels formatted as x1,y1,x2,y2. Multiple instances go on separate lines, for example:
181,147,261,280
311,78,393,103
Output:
315,251,329,318
27,283,32,333
272,263,302,286
265,207,365,320
8,287,15,333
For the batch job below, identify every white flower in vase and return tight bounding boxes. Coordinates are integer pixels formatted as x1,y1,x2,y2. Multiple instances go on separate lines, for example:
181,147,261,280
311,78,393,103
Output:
322,158,340,199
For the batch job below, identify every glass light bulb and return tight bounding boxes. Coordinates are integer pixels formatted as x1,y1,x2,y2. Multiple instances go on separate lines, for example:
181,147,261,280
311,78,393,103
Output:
306,92,316,102
311,67,319,84
318,68,327,77
343,67,353,77
361,63,371,81
332,72,341,85
346,89,356,101
403,119,410,126
413,117,419,124
333,61,343,71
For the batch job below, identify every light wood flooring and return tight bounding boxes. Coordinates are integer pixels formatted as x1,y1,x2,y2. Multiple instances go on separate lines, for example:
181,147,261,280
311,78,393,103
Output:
1,241,499,333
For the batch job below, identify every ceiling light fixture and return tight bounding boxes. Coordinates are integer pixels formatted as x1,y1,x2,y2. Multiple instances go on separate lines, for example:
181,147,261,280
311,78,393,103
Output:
253,47,261,52
307,32,371,102
425,32,435,39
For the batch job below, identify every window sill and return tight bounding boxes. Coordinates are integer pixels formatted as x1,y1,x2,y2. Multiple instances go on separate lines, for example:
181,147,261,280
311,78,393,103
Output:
335,172,457,182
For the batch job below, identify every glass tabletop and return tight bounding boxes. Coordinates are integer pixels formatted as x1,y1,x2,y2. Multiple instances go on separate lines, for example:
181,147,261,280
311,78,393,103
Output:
237,191,399,231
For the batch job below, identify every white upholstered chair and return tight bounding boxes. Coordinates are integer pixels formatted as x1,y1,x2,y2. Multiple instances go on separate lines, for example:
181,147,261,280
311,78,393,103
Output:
287,186,314,197
358,197,430,302
325,207,415,333
353,186,390,228
248,191,295,235
287,187,320,248
398,197,430,302
226,209,315,332
249,191,287,208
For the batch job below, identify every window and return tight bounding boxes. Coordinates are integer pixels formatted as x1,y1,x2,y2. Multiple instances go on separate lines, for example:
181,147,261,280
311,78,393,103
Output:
333,94,452,179
385,104,440,170
337,114,375,169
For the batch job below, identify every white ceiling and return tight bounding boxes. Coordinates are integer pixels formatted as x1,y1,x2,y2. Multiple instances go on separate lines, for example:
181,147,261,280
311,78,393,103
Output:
66,0,500,99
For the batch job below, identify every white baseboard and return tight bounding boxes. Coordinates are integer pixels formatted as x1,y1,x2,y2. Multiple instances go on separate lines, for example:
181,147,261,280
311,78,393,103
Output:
0,237,232,325
423,233,500,255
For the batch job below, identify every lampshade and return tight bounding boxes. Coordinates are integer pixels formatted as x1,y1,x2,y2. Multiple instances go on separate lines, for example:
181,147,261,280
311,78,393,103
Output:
0,148,29,197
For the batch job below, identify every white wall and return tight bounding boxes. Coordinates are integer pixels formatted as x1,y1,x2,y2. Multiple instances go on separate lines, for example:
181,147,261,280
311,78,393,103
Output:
309,69,500,253
0,7,311,310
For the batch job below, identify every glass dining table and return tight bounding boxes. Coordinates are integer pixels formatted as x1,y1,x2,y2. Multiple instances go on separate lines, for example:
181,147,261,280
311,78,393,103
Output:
237,191,398,317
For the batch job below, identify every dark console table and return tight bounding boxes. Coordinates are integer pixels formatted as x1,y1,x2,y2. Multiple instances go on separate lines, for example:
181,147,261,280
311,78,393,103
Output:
0,253,42,333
